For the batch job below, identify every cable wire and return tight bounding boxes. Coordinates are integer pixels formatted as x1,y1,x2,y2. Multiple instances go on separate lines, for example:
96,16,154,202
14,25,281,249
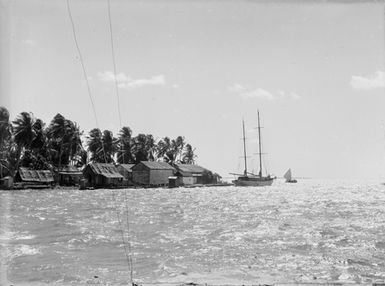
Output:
66,0,108,163
66,0,99,128
107,0,122,128
106,0,135,283
66,1,131,282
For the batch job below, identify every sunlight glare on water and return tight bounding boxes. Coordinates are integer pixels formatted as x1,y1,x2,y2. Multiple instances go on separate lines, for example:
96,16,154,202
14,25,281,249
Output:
1,179,385,285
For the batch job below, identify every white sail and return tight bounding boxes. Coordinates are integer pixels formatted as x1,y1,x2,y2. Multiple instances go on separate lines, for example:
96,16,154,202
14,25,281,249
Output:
284,168,292,181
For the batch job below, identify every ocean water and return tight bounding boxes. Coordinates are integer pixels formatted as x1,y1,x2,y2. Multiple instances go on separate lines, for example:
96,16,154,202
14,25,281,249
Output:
1,179,385,285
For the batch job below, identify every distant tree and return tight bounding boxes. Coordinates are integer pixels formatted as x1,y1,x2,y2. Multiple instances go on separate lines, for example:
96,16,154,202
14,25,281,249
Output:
47,114,67,169
156,137,171,160
30,118,45,150
87,128,116,163
0,106,11,145
131,133,147,163
87,128,104,163
0,107,12,177
21,118,51,170
12,112,36,172
145,134,156,161
65,120,83,165
101,129,116,163
116,126,134,164
181,144,196,164
174,136,185,162
0,140,18,177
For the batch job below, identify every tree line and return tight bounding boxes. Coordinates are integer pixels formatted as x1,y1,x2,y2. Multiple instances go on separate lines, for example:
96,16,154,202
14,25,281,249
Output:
0,106,196,178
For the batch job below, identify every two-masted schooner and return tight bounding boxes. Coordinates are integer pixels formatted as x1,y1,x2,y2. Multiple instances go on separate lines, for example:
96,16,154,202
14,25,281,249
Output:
232,111,275,187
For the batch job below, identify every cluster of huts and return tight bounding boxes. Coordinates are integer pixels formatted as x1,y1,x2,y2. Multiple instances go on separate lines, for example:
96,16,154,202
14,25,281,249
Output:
1,161,222,189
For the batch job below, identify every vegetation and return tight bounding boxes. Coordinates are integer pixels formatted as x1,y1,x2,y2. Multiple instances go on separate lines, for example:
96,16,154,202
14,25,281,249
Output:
0,106,197,178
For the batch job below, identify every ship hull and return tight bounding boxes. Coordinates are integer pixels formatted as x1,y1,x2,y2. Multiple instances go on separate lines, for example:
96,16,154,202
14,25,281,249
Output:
233,177,274,187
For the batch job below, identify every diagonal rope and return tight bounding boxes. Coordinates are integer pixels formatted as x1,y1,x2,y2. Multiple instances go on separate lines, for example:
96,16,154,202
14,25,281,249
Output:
66,0,99,128
66,0,108,163
66,2,132,280
107,0,122,128
67,1,133,283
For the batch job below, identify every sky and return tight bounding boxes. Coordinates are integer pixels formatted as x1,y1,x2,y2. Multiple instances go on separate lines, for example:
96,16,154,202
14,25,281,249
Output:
1,0,385,180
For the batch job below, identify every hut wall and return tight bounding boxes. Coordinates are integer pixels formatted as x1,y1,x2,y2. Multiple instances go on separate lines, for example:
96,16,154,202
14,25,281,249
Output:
59,173,83,186
117,167,133,185
132,170,150,185
181,176,194,185
106,177,123,187
149,169,174,185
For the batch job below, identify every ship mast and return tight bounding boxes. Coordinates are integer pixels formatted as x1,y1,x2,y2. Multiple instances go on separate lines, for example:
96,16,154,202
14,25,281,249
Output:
242,119,248,176
257,110,263,177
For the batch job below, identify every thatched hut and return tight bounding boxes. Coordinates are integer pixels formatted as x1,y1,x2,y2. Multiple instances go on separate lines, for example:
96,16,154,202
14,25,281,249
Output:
15,167,54,188
58,165,83,186
83,163,123,188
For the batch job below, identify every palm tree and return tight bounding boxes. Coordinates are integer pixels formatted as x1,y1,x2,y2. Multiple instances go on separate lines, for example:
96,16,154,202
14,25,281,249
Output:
25,118,51,170
182,144,196,164
145,134,156,161
116,126,134,164
132,133,147,163
65,120,83,165
0,106,12,177
12,112,36,173
87,128,104,163
0,106,11,145
13,112,36,149
0,140,18,177
101,129,116,163
174,136,185,162
30,118,46,151
156,137,171,161
47,114,67,170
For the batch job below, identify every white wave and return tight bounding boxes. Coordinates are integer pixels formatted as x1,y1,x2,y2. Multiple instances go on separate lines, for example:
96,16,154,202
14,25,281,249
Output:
10,244,41,258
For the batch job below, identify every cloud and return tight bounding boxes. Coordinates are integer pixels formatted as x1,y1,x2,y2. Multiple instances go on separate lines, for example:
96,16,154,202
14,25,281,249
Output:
228,84,300,101
242,88,275,100
22,39,37,47
228,83,247,93
99,71,166,89
350,71,385,90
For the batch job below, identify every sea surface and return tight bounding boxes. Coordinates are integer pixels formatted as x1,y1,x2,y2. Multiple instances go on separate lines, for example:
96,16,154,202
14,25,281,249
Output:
1,179,385,286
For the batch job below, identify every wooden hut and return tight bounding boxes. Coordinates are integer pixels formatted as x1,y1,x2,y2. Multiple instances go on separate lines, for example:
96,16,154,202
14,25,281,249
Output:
174,164,208,185
15,167,54,188
132,161,176,186
83,163,123,188
58,165,83,186
116,164,135,186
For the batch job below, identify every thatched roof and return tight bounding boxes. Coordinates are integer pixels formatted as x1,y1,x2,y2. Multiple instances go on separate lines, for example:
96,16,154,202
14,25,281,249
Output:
85,163,123,179
18,168,54,183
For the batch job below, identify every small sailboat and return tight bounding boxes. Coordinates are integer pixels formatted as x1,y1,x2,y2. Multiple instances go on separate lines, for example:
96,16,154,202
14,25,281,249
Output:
232,111,275,187
284,168,297,183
